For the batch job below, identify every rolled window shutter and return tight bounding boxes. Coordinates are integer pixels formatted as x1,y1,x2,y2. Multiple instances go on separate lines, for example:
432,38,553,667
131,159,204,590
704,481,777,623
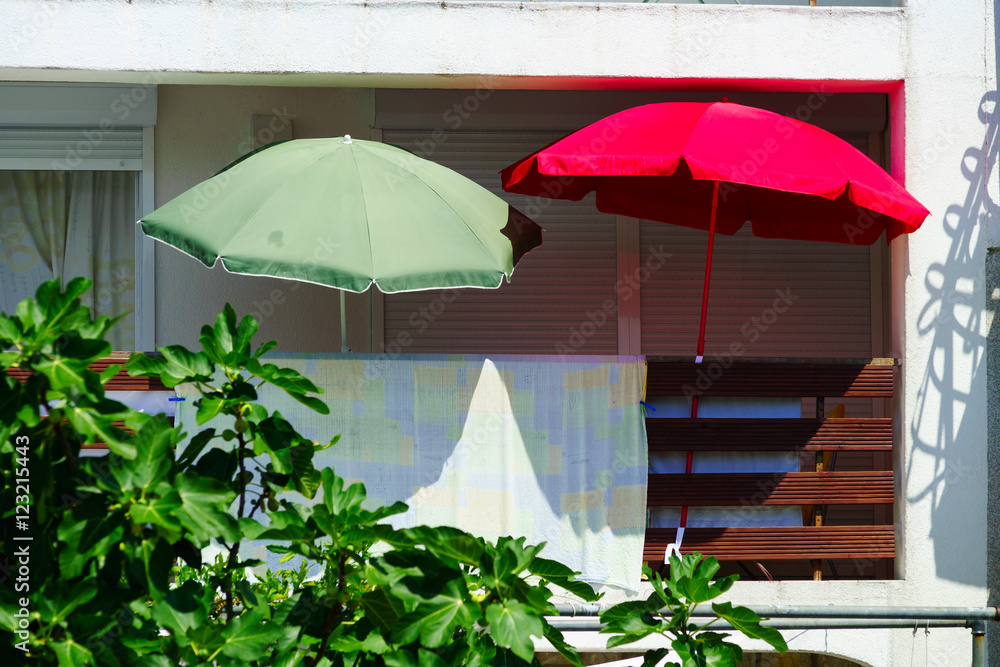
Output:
381,129,619,355
639,133,875,360
382,130,878,368
0,127,144,170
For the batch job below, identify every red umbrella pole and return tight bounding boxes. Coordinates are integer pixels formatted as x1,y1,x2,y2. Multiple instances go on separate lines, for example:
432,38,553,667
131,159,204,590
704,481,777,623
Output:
679,180,720,530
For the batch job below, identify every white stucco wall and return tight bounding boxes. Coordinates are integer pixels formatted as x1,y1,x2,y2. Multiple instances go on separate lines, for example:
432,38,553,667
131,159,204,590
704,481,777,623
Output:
2,0,995,665
153,85,375,352
0,1,906,88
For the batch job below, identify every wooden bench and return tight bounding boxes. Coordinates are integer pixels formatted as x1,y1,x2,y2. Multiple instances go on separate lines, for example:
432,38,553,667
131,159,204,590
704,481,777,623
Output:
644,358,896,579
646,359,895,398
5,352,167,391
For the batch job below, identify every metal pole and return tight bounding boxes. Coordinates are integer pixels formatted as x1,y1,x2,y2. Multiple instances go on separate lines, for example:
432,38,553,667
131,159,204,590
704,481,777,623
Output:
678,180,721,537
547,617,972,632
552,604,998,667
685,605,1000,621
554,603,1000,621
969,620,987,667
340,290,348,353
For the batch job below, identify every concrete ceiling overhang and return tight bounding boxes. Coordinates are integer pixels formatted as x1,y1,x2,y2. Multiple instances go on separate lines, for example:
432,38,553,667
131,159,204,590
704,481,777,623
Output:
0,1,906,89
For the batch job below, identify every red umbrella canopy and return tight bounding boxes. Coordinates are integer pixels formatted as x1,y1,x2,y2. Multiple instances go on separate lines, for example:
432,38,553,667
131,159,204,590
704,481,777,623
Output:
501,101,930,244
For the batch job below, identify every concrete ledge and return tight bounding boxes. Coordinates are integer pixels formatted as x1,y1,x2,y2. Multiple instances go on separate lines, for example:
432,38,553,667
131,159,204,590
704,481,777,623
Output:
0,0,906,86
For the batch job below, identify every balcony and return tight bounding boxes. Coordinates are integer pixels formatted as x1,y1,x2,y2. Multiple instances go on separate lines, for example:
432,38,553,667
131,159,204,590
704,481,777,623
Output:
13,354,897,582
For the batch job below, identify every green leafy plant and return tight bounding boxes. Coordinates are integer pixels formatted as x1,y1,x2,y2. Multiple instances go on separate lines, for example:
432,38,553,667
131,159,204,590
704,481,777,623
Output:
124,300,334,627
167,557,311,614
1,278,785,667
600,554,787,666
0,278,598,666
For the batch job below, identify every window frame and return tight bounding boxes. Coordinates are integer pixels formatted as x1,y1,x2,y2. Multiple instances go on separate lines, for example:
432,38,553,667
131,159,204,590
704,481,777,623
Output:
0,83,157,351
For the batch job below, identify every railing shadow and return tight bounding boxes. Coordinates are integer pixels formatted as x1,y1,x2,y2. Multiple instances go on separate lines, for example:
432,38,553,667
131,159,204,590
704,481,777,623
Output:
908,90,996,585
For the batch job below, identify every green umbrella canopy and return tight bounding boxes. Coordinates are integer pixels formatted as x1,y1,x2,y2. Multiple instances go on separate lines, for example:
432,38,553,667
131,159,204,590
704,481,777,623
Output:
139,136,543,294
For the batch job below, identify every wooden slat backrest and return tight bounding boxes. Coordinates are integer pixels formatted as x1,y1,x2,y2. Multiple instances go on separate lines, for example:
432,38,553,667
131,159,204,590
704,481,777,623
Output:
643,358,898,574
7,354,172,450
647,471,894,506
645,359,896,398
643,526,895,561
646,418,892,451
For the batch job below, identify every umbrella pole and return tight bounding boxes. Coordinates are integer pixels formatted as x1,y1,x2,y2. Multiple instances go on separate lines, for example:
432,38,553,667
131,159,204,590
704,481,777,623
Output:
679,180,720,531
340,290,348,353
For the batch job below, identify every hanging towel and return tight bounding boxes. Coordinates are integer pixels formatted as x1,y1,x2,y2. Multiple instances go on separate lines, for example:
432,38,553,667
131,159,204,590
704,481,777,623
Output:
176,354,648,591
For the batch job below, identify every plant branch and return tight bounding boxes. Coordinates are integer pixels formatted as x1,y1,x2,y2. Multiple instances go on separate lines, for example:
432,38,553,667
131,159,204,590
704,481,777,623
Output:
248,490,267,520
696,617,720,633
43,397,78,471
236,431,248,520
224,422,250,621
310,554,346,667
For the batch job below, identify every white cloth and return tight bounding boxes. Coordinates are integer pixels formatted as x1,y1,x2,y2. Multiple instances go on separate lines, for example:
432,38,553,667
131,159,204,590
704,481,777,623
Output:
177,354,650,591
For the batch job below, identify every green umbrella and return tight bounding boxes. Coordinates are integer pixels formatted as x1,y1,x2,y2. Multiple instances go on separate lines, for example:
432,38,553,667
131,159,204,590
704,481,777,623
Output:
140,136,543,350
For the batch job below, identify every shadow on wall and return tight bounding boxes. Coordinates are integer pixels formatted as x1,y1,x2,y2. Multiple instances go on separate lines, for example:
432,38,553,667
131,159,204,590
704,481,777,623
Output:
908,90,996,586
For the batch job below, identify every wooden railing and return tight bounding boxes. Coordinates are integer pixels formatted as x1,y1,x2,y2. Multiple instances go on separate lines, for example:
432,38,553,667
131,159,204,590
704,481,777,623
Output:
6,352,170,449
643,357,897,580
4,352,167,391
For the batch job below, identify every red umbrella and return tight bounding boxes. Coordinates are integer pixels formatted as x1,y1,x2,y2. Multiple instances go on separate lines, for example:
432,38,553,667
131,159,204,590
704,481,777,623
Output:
501,100,930,553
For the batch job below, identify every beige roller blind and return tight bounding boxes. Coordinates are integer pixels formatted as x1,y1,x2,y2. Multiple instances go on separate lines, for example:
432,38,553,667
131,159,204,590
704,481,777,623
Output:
639,134,877,361
0,127,144,170
380,130,619,355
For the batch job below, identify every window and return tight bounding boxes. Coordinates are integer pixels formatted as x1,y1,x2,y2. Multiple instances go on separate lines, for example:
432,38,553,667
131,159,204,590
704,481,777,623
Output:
0,84,156,350
0,169,137,348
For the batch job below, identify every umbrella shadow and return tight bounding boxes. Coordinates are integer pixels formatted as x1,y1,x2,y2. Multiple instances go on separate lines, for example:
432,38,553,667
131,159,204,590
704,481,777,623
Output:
907,89,996,585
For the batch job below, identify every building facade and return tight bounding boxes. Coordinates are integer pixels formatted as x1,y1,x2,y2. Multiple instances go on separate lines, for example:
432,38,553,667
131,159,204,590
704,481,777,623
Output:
0,1,996,665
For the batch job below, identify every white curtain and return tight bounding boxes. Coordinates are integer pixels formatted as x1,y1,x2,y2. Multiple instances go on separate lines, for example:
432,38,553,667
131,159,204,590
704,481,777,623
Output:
0,170,136,349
